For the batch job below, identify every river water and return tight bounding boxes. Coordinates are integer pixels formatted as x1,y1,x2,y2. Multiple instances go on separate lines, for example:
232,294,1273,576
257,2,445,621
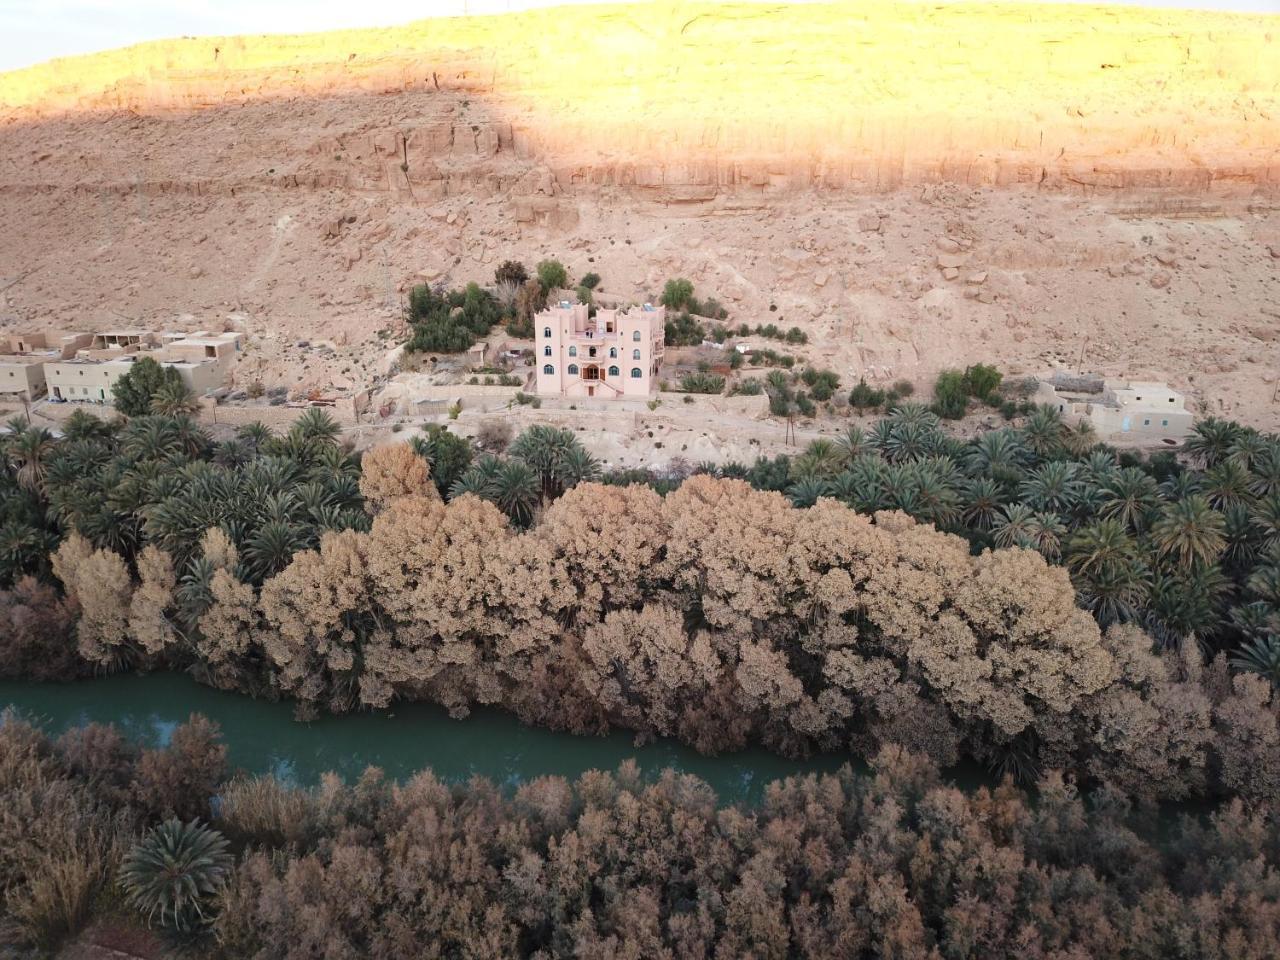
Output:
0,673,857,806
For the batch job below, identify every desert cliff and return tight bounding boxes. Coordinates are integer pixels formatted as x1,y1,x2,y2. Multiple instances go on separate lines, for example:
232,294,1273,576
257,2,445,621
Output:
0,2,1277,427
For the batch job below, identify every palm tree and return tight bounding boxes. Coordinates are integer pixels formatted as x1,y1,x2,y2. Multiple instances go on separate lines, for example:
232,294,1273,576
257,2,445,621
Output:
449,455,502,502
1249,442,1280,498
787,476,832,507
121,819,233,932
886,402,940,431
1227,430,1268,471
962,476,1005,531
290,408,341,446
1246,559,1280,606
1080,449,1119,487
965,428,1027,476
1202,459,1255,510
992,503,1037,550
1059,419,1097,457
1075,557,1150,627
1150,495,1226,569
1020,461,1081,515
792,441,844,480
6,427,55,493
213,438,254,469
490,460,541,527
1185,417,1241,468
235,422,274,451
1022,405,1064,459
1099,467,1161,533
150,380,199,417
835,425,873,463
1025,512,1067,559
242,521,308,583
1231,635,1280,687
510,425,577,499
1251,492,1280,552
1222,503,1262,571
61,409,114,442
912,465,961,528
882,421,936,464
1145,565,1227,648
121,417,183,462
1159,470,1203,502
555,445,601,490
1066,518,1139,580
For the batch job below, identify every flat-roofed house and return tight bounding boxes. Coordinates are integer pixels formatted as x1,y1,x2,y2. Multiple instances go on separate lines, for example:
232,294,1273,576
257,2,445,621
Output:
0,356,48,400
535,301,665,399
44,330,244,404
44,357,136,403
1035,376,1194,442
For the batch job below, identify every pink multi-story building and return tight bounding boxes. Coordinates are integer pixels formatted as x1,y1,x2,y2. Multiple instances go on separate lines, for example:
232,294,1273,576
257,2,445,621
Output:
535,301,665,399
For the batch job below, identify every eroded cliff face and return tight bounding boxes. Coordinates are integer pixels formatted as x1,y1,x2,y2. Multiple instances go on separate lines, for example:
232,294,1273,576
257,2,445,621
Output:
1,1,1276,201
0,3,1277,431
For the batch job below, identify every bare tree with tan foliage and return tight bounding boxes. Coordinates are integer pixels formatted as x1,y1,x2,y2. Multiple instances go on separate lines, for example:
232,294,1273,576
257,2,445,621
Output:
358,443,439,512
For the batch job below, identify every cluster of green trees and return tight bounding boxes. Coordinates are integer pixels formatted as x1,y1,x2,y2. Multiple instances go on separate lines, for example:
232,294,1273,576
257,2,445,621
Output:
759,368,840,416
404,281,506,353
4,714,1280,958
659,278,727,320
706,320,806,345
406,259,578,349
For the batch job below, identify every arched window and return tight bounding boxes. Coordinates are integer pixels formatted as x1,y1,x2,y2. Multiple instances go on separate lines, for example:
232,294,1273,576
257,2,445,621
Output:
543,345,551,356
543,327,551,338
632,348,641,360
630,367,642,378
543,364,554,375
568,364,579,375
568,346,577,357
632,330,641,341
609,347,617,358
608,365,619,377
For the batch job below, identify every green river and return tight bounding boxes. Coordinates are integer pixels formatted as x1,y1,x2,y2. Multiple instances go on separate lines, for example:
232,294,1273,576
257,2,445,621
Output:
0,673,856,806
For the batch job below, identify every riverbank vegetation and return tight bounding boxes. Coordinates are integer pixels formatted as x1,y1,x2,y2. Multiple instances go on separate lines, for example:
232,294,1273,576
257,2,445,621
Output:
2,403,1280,809
2,713,1278,957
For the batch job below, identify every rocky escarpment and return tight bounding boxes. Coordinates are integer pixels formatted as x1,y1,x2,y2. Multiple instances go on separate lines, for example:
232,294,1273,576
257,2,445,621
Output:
1,1,1276,202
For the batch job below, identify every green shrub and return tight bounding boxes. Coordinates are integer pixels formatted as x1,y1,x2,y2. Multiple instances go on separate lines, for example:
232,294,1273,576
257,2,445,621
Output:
112,357,184,417
660,278,695,310
664,311,705,347
933,369,970,419
405,282,502,354
963,364,1003,402
580,272,601,290
802,369,840,402
785,326,808,344
730,379,763,396
536,259,568,291
848,378,885,413
892,379,915,397
795,392,816,417
121,819,233,932
575,285,594,307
